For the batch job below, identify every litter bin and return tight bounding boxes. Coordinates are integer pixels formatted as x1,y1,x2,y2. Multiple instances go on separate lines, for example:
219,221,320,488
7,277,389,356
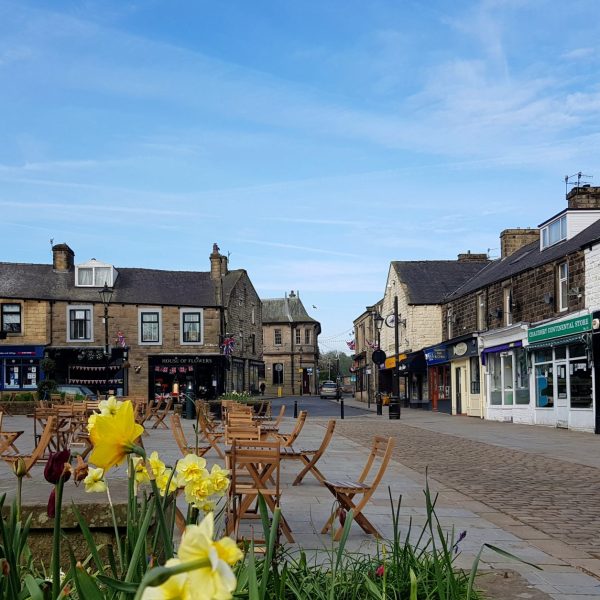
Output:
388,395,401,420
185,392,196,420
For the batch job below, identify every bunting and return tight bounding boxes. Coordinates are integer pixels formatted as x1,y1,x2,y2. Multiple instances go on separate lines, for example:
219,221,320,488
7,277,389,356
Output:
346,339,356,351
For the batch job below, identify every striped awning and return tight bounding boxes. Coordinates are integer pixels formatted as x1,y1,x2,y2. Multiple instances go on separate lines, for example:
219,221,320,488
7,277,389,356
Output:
527,333,589,351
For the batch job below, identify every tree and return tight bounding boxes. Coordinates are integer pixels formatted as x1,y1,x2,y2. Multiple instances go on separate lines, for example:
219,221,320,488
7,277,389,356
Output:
318,351,352,382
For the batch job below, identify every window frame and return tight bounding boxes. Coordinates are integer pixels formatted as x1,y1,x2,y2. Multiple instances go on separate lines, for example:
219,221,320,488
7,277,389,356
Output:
139,308,162,345
503,286,513,326
295,328,301,345
541,215,567,250
305,328,311,345
67,305,93,342
75,264,115,287
557,262,568,312
274,329,282,346
180,308,203,345
1,303,22,334
447,307,453,339
476,293,486,331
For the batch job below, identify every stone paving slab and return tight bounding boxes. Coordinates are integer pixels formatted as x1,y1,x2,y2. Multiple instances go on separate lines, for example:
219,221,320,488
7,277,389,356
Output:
2,412,600,599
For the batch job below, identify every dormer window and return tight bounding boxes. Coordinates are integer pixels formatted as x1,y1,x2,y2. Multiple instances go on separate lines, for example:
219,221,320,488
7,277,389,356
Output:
541,215,566,250
75,259,118,287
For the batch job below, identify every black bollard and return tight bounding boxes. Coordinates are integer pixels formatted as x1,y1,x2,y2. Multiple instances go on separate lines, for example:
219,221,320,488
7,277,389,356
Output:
293,400,298,419
376,394,382,416
340,399,344,419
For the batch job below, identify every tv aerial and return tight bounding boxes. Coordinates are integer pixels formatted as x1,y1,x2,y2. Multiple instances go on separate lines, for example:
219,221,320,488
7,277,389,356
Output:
565,172,592,196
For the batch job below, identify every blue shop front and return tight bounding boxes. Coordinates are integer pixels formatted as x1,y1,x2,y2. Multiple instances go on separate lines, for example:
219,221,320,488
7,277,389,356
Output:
0,345,45,392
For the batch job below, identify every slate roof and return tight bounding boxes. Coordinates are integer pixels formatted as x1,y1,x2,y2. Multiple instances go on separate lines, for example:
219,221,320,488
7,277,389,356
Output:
392,261,490,305
0,262,222,307
262,296,319,325
446,218,600,300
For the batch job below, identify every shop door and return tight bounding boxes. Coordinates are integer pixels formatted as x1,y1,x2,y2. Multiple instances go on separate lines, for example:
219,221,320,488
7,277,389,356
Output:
455,367,462,414
302,370,310,395
555,362,569,428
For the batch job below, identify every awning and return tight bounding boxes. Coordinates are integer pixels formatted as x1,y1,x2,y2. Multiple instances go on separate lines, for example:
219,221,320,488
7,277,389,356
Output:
527,333,590,351
398,351,427,373
480,341,522,365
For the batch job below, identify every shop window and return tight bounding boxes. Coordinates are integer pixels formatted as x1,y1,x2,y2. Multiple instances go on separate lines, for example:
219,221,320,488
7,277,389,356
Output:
139,309,161,344
273,363,284,385
181,309,203,344
469,356,480,394
305,329,311,345
535,363,554,408
3,359,39,389
1,304,22,333
67,305,93,341
489,353,502,405
295,329,301,345
514,348,530,404
557,263,568,312
274,329,282,346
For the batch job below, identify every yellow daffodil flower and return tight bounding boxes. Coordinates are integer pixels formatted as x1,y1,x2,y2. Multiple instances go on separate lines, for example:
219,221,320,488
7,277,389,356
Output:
83,467,107,493
98,395,122,416
89,400,144,471
156,468,178,496
87,413,97,433
140,559,190,600
148,451,166,478
208,464,230,496
196,500,216,514
184,477,215,508
130,456,150,485
176,454,208,485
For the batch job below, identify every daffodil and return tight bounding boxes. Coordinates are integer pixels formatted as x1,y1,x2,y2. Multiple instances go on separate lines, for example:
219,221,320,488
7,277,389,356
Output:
83,467,107,493
196,500,216,514
89,400,144,471
98,395,122,416
87,413,97,433
176,454,208,485
208,464,230,496
141,559,190,600
183,477,215,507
156,468,178,496
130,456,150,485
148,451,166,478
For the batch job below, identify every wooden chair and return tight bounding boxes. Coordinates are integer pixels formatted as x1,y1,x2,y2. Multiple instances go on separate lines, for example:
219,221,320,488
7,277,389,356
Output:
1,416,57,475
171,414,210,457
273,410,307,447
196,413,226,459
280,419,336,486
147,397,174,429
227,440,293,544
0,411,23,454
225,423,262,445
321,436,395,541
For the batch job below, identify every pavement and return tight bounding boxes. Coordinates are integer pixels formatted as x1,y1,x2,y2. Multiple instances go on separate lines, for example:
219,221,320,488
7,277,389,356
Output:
3,398,600,599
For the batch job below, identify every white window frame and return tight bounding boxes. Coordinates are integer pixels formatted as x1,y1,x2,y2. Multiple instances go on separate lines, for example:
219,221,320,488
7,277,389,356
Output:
180,308,204,345
295,328,301,345
476,293,486,331
75,264,116,287
541,215,567,250
139,308,162,345
447,307,453,339
503,286,513,326
274,329,282,346
557,262,568,312
67,305,94,342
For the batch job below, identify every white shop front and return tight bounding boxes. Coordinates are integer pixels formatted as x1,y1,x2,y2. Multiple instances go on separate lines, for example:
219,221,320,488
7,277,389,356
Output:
527,312,595,432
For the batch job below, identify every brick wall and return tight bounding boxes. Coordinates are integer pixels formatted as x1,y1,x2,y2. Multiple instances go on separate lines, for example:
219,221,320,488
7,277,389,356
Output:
585,244,600,309
443,251,586,339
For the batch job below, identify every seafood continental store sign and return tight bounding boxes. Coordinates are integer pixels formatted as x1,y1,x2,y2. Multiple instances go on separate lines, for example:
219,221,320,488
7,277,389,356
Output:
527,314,592,344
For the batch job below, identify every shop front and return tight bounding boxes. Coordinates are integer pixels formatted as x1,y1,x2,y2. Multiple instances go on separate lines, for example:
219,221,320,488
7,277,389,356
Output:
527,313,594,432
381,354,407,400
398,351,428,409
0,345,45,393
480,324,529,424
424,343,451,413
447,336,480,416
148,354,226,401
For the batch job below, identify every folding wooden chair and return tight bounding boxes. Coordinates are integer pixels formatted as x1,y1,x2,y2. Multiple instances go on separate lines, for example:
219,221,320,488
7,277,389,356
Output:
0,412,23,454
273,410,307,447
281,419,336,486
227,440,294,544
147,397,174,429
2,417,57,475
225,423,262,445
171,414,210,457
196,413,226,459
321,436,395,541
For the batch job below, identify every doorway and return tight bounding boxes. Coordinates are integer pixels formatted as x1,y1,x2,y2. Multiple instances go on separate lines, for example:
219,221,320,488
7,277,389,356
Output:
455,367,462,414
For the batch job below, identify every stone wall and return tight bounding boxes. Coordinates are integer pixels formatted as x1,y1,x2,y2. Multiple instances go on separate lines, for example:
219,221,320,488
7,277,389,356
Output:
443,250,586,339
585,244,600,309
0,299,50,345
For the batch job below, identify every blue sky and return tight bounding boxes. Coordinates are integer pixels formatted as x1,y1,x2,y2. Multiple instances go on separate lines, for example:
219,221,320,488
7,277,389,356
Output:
1,0,599,353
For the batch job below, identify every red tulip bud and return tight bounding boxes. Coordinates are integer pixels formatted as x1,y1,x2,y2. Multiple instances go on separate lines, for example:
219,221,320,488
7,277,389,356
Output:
44,450,71,485
375,564,385,577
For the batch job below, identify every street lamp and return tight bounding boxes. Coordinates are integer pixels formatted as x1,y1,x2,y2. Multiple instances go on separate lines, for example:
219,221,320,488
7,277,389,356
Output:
98,283,113,398
390,296,401,420
374,313,384,415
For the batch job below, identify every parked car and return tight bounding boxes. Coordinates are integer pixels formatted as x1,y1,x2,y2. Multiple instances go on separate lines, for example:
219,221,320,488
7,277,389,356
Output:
55,384,97,400
320,381,341,399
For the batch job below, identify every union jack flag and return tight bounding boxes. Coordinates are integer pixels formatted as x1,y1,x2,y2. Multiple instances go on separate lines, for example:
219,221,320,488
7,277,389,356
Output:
365,338,379,350
221,336,236,356
346,339,356,351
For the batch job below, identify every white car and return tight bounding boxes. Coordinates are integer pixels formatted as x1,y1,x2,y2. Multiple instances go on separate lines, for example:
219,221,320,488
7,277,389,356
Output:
320,381,341,399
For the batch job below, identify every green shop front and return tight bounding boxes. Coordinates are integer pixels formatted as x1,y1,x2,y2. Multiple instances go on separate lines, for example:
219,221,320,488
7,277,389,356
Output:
527,313,594,432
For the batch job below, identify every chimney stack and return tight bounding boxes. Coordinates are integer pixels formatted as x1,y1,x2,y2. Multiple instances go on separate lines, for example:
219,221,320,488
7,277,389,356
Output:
567,185,600,209
209,243,228,281
500,228,539,259
457,251,488,263
52,243,74,272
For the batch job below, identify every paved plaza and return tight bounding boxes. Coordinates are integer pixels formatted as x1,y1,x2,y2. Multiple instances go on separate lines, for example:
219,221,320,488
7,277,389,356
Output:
2,401,600,599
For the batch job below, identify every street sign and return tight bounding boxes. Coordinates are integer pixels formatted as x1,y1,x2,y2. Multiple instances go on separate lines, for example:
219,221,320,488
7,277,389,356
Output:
372,349,386,365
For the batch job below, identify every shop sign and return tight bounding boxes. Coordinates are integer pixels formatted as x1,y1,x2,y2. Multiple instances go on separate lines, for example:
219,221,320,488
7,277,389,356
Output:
424,345,449,365
528,314,592,344
384,354,406,369
0,345,45,358
451,339,478,360
154,355,218,366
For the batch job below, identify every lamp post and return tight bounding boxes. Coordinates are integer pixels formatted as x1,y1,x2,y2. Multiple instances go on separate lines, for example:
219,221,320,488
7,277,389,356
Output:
374,312,384,415
98,283,113,399
390,295,401,419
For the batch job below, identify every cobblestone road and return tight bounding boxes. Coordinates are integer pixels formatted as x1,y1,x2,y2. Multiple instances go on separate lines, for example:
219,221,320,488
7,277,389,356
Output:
335,420,600,559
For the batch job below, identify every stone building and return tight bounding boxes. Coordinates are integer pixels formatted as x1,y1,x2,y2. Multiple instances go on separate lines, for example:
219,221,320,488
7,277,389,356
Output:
0,243,263,399
442,186,600,431
352,300,382,404
261,292,320,396
378,256,489,411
